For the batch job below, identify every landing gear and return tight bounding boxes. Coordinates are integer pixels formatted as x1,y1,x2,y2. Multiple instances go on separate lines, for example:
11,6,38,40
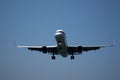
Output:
71,55,74,60
51,55,55,60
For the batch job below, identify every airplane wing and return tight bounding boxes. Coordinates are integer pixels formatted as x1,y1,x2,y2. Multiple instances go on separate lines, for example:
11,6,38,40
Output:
68,44,113,55
17,43,114,56
17,45,58,55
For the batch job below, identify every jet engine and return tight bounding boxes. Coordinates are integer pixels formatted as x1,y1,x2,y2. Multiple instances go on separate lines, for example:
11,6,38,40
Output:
77,46,83,53
42,46,47,53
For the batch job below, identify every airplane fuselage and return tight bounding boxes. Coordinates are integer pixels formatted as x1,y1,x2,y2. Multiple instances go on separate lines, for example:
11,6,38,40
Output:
55,30,68,57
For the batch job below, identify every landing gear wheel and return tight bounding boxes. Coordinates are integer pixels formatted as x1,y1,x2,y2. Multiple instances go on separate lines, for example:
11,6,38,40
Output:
51,56,55,60
71,56,74,60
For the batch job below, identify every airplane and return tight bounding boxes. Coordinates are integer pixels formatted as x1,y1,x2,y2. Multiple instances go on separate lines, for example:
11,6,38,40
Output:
17,29,114,60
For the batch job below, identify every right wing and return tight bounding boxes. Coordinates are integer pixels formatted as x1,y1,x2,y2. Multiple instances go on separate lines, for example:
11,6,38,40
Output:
17,45,58,55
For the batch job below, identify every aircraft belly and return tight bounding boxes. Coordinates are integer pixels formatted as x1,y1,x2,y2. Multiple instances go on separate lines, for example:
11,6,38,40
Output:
55,31,68,57
58,46,68,57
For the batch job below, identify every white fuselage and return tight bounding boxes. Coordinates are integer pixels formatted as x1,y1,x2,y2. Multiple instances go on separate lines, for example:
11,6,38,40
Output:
55,30,68,57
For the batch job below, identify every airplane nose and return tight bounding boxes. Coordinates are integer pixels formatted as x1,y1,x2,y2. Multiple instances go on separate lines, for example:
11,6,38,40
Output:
55,32,62,36
55,32,63,39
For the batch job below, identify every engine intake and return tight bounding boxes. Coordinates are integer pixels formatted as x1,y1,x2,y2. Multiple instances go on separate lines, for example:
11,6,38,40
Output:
42,46,47,53
77,46,82,53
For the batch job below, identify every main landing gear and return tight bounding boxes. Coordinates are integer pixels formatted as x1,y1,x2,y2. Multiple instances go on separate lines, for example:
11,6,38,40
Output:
71,55,75,60
51,54,75,60
51,55,55,60
51,55,75,60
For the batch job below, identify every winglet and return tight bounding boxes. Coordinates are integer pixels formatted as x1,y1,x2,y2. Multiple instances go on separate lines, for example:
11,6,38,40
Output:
14,41,19,48
110,41,115,47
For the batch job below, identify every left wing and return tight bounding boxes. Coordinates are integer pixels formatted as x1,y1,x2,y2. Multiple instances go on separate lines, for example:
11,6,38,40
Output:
68,44,113,55
17,45,58,55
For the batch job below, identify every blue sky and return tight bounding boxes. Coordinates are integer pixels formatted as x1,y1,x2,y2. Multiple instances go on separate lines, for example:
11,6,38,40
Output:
0,0,120,80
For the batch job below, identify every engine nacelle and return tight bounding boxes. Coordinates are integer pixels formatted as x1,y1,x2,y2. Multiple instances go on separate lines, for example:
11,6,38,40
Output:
77,46,82,53
42,46,47,53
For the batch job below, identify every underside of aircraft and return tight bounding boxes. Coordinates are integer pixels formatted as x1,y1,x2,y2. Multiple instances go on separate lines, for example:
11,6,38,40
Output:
17,29,113,60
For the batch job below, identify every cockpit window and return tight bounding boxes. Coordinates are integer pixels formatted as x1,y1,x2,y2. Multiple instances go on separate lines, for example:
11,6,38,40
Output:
59,31,64,33
56,30,64,34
